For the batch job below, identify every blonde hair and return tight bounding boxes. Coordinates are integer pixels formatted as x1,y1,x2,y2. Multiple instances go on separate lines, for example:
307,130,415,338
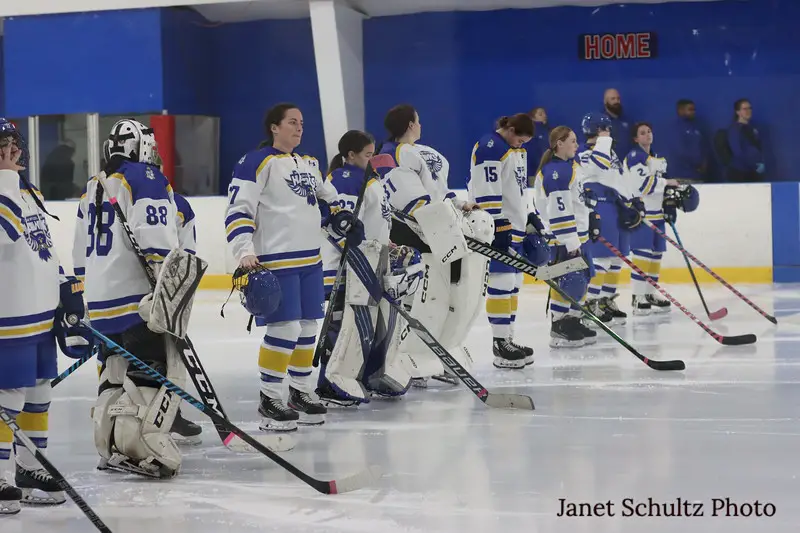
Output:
536,126,573,175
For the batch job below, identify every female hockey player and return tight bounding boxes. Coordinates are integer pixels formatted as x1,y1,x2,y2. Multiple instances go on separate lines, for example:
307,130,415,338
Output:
468,113,545,369
225,103,364,432
0,119,91,513
378,104,494,387
579,112,641,328
624,122,680,315
534,126,599,348
317,129,423,406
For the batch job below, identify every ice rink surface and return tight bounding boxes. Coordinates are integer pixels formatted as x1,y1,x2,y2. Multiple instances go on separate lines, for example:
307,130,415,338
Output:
7,283,800,533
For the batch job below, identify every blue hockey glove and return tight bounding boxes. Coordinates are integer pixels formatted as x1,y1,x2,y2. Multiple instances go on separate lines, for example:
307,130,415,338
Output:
330,210,365,248
616,196,643,230
56,277,94,359
588,211,601,241
318,199,332,227
525,212,545,236
492,218,512,251
582,187,599,209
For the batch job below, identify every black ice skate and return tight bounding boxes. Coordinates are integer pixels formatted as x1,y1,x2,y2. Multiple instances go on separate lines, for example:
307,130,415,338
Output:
601,294,628,325
549,316,585,348
646,293,671,313
584,299,613,329
316,380,360,408
574,317,598,344
15,464,66,505
0,482,21,514
171,409,202,446
631,295,652,316
507,339,534,366
492,338,527,369
258,393,299,432
288,388,327,426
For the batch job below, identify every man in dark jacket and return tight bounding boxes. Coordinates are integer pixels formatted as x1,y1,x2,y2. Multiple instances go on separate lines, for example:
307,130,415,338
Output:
725,99,765,182
661,99,708,182
602,88,633,157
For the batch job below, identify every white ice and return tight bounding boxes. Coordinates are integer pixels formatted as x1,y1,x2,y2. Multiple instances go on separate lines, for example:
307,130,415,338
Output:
7,283,800,533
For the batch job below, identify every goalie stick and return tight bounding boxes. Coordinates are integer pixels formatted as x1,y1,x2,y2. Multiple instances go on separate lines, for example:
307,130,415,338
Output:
393,210,685,371
313,153,397,368
84,322,379,495
51,348,96,388
668,221,727,321
94,171,288,454
333,238,534,409
599,235,756,346
0,407,113,532
645,219,776,324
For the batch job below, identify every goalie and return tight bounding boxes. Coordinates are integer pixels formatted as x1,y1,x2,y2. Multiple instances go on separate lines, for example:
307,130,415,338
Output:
74,119,188,478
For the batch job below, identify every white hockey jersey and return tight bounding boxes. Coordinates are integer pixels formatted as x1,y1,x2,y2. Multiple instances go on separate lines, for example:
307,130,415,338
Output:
467,132,528,244
73,161,179,335
624,148,667,221
533,157,590,252
378,142,457,217
578,136,631,201
225,147,337,273
0,171,63,346
174,192,197,254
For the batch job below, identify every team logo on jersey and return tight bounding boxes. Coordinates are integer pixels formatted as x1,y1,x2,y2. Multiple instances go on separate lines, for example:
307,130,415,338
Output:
145,166,156,180
380,191,392,221
22,213,53,262
285,170,318,205
515,166,527,196
487,139,494,148
342,170,351,178
419,150,443,181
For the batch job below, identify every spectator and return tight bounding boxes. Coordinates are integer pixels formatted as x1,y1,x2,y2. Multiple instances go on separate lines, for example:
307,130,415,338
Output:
524,106,550,181
40,139,77,200
724,99,765,182
661,99,708,182
602,88,633,157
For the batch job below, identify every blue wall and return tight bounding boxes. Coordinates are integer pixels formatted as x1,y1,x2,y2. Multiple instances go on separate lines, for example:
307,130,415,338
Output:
364,0,800,188
161,8,214,116
0,37,5,117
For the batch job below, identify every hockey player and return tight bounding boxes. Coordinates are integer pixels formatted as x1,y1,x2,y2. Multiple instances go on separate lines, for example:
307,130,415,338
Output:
75,119,186,478
533,126,600,347
225,103,364,431
468,114,540,368
579,113,641,327
0,119,92,513
317,130,424,405
624,122,680,315
174,192,197,256
377,104,494,386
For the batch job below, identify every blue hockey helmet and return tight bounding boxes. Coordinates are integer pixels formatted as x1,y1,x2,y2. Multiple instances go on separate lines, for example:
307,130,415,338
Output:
581,113,612,138
679,185,699,213
523,233,551,267
557,269,589,302
0,118,29,168
233,266,281,319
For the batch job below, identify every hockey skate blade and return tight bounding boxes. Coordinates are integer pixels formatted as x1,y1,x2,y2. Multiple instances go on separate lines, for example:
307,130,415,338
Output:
224,433,296,453
329,465,382,495
484,393,535,410
534,257,588,280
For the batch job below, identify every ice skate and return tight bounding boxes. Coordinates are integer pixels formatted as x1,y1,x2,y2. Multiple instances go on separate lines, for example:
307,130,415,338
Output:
574,317,598,344
508,339,534,365
492,338,526,369
171,409,202,446
258,392,299,432
0,482,21,514
316,380,361,408
288,387,326,426
646,293,671,313
410,377,429,388
15,464,66,505
549,316,585,348
632,295,652,316
584,298,613,329
601,294,627,325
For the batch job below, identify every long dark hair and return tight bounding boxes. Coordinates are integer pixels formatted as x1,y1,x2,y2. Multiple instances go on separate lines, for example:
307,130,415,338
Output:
384,104,417,142
328,130,375,174
536,126,574,176
497,113,535,138
260,103,299,148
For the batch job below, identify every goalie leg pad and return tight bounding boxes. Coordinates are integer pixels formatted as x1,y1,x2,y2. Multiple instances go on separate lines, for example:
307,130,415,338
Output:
364,299,412,397
322,305,374,404
413,201,469,265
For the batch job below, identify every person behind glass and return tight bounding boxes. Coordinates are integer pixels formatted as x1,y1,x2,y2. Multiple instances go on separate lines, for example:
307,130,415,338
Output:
602,88,634,158
523,107,550,181
662,99,708,182
225,103,364,432
726,99,765,182
533,126,598,348
624,122,680,315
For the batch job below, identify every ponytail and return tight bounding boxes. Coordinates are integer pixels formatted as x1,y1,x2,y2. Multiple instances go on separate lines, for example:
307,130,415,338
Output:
536,126,574,176
327,130,375,175
327,153,345,173
536,148,555,177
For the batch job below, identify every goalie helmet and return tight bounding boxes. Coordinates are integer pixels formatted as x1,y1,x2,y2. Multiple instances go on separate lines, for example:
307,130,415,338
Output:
107,119,161,166
385,245,424,300
233,266,281,318
0,118,29,168
462,208,495,244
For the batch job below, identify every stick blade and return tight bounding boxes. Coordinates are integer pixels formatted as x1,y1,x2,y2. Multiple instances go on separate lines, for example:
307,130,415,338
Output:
709,308,728,321
326,465,382,495
484,393,535,410
721,333,757,346
223,433,296,453
647,359,686,371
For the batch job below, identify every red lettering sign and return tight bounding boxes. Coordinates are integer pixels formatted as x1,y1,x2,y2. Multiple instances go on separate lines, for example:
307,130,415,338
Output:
578,32,658,60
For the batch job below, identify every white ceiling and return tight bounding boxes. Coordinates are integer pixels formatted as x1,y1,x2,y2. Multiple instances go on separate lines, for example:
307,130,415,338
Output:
193,0,726,22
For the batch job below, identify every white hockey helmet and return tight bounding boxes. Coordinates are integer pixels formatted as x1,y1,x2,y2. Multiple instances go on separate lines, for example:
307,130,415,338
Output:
462,209,495,244
107,119,160,165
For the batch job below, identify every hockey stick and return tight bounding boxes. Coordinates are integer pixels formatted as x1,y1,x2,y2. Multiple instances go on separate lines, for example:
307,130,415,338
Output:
313,154,397,368
335,239,534,409
644,219,775,324
668,221,727,321
392,209,684,371
598,236,756,346
51,349,96,388
84,322,379,494
94,172,285,454
0,407,113,531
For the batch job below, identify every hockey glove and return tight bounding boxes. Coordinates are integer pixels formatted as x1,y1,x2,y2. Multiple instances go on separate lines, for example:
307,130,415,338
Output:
330,210,365,248
525,212,546,236
663,186,680,223
522,232,550,267
492,218,512,251
582,187,599,209
588,211,601,241
617,196,643,230
318,199,332,227
56,277,94,359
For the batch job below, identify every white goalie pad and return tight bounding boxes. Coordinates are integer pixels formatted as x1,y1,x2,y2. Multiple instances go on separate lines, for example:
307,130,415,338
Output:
366,298,412,395
345,240,383,306
147,249,208,339
413,201,469,265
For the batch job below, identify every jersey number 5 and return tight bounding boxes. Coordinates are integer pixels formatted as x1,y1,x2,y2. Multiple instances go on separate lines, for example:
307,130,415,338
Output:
557,197,566,211
87,202,116,257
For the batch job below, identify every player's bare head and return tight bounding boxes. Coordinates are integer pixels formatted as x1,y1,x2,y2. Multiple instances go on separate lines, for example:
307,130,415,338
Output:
529,107,548,124
677,99,695,119
549,126,577,159
496,113,534,148
330,130,375,172
734,98,752,122
264,103,303,150
384,104,420,143
632,122,653,146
